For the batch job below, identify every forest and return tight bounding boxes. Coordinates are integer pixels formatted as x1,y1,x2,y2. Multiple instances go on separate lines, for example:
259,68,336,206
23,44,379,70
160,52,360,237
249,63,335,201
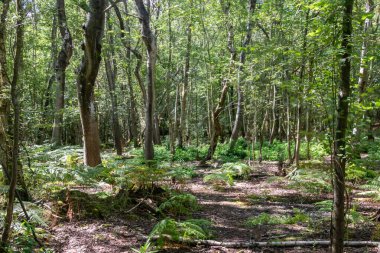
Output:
0,0,379,252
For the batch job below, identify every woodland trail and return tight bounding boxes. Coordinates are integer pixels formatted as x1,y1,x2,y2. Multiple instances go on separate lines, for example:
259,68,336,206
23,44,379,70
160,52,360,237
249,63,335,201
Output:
50,162,380,253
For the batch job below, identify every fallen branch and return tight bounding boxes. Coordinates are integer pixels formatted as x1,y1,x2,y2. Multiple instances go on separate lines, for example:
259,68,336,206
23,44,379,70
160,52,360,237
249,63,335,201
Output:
149,236,380,248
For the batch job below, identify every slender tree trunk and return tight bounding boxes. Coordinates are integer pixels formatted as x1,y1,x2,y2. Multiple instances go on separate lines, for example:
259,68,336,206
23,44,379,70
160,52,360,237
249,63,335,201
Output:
229,0,256,150
331,1,353,252
166,0,175,156
135,0,157,160
203,0,236,161
358,0,374,94
269,84,277,144
358,0,375,141
112,0,140,147
38,15,57,144
294,10,309,167
286,90,292,162
178,16,192,149
52,0,73,147
0,0,11,181
76,0,106,167
2,0,24,244
104,18,123,155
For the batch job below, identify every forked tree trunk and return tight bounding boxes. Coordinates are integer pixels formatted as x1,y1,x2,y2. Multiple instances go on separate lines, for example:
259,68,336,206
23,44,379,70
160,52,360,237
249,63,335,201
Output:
203,0,235,162
51,0,73,147
229,0,256,150
135,0,157,160
331,1,353,252
76,0,106,167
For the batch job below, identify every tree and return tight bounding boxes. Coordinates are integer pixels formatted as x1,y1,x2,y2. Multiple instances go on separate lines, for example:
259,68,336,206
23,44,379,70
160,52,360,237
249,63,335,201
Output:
76,0,106,166
104,12,123,155
331,0,354,252
51,0,73,146
135,0,157,161
1,0,24,245
229,0,256,150
203,0,236,161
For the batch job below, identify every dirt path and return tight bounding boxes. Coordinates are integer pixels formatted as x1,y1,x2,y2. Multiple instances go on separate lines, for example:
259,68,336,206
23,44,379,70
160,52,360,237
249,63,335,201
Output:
49,162,380,253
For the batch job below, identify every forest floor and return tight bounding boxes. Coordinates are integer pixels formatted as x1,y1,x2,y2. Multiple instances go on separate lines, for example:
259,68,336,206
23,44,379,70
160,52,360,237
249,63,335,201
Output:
48,161,380,253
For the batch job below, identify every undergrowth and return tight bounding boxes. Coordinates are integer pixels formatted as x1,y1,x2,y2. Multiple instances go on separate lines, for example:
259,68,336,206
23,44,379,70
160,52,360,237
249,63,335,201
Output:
246,209,309,227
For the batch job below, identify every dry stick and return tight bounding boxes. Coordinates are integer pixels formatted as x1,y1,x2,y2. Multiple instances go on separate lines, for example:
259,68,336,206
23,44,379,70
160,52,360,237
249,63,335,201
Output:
2,167,43,248
149,236,380,248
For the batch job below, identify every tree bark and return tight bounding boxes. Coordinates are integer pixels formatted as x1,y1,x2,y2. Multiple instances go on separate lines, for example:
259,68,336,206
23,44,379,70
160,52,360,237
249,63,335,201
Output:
0,0,11,181
51,0,73,147
331,1,353,252
202,0,236,162
111,0,140,148
178,17,192,149
2,0,24,245
104,13,123,155
293,10,309,168
358,0,374,94
229,0,256,150
76,0,106,167
358,0,375,141
135,0,157,160
37,15,58,144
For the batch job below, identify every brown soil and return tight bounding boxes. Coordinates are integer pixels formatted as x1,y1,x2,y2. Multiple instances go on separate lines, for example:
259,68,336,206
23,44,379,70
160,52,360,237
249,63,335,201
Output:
48,162,380,253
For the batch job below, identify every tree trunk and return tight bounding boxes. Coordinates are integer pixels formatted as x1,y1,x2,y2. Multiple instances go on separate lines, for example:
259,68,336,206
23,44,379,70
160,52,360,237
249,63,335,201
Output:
331,1,353,252
111,0,140,148
178,20,192,149
52,0,73,147
286,90,292,163
105,13,123,155
358,0,375,141
229,0,256,150
37,15,58,145
358,0,374,94
0,0,11,183
135,0,157,160
2,0,24,245
203,0,236,162
76,0,106,167
269,84,277,144
293,10,309,168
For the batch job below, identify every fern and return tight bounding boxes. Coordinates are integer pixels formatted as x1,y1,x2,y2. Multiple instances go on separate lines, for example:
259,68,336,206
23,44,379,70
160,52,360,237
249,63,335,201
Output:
222,162,253,179
203,173,234,188
314,200,333,211
158,193,198,216
166,166,197,183
287,168,332,194
149,218,212,247
246,209,309,227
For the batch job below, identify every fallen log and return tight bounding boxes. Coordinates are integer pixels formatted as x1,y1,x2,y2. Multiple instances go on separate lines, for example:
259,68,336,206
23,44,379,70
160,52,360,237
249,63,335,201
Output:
148,236,380,248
